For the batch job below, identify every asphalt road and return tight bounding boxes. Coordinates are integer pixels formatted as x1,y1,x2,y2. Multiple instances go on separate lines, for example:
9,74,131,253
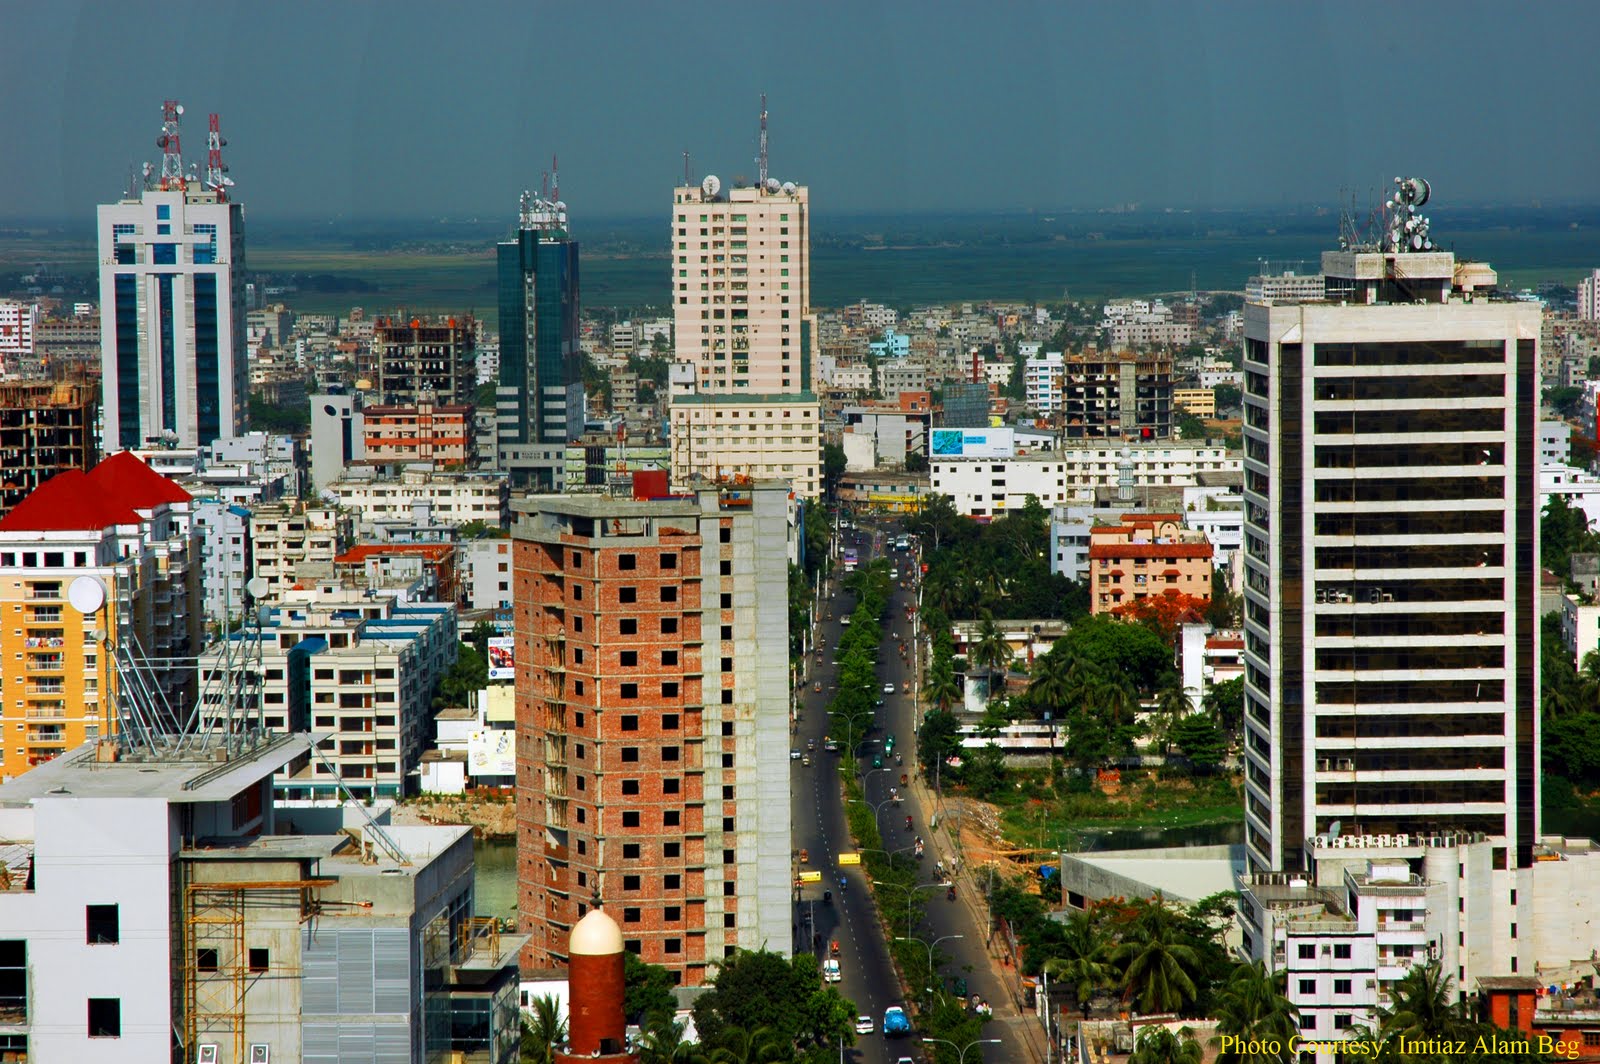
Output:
790,523,1040,1064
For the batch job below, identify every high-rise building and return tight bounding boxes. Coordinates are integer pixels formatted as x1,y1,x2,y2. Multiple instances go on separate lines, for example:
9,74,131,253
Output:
0,301,38,375
1061,349,1174,439
1242,215,1539,875
1579,268,1600,321
671,178,810,393
0,378,99,517
98,102,247,452
366,315,478,405
497,191,583,490
668,394,822,498
513,482,792,984
0,452,201,780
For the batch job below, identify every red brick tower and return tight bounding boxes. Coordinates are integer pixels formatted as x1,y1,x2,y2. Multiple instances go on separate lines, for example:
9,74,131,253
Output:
556,909,638,1064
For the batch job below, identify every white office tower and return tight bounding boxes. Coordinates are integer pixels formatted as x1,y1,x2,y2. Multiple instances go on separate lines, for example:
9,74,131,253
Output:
99,101,247,452
1241,180,1541,876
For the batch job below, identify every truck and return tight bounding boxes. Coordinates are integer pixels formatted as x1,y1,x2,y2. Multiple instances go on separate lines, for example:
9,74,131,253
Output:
882,1005,911,1037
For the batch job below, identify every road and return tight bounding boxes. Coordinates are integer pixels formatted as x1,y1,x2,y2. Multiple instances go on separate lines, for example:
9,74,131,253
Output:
791,521,1042,1064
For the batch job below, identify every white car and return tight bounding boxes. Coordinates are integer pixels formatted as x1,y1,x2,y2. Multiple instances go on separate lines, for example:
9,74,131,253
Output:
790,749,801,760
824,959,841,983
882,683,896,694
855,1015,875,1035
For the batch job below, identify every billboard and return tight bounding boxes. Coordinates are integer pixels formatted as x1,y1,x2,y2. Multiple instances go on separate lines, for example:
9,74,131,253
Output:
486,637,515,681
468,729,515,777
930,427,1014,458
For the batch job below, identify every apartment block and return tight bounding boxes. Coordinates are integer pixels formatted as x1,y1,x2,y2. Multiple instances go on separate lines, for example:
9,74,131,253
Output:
193,497,252,628
1061,349,1174,439
877,360,926,400
1085,515,1213,614
513,482,792,984
668,393,822,498
363,400,477,466
324,467,510,530
1024,351,1065,414
460,537,514,611
199,586,456,800
247,503,350,599
0,452,201,781
1173,386,1215,418
0,302,37,374
367,315,478,405
0,378,99,518
0,735,520,1064
931,442,1240,518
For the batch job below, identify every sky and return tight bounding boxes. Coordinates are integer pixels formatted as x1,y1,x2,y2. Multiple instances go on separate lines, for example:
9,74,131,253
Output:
2,0,1596,222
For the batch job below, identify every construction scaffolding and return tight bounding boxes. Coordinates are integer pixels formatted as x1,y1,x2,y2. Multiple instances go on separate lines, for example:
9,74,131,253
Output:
181,878,333,1064
0,378,97,518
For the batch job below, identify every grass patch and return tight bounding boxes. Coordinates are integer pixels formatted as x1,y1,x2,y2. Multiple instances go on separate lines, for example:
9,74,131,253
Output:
990,769,1244,850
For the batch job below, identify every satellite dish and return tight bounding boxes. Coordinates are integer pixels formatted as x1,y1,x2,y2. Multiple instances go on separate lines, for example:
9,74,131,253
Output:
245,576,270,600
765,178,780,193
1327,820,1342,841
175,104,184,116
555,201,567,211
781,181,797,196
68,576,106,615
701,174,721,198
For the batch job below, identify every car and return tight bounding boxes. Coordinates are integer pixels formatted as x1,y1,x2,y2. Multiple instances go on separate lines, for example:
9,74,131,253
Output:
872,756,883,769
824,740,839,752
883,683,896,694
802,755,812,767
896,1058,916,1064
855,1015,875,1036
813,681,822,692
790,749,801,760
824,959,842,983
807,738,817,751
799,848,809,863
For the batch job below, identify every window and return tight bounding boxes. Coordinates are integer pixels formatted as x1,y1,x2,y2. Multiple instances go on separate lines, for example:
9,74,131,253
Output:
620,618,638,635
621,651,639,667
665,938,682,954
664,874,681,890
88,998,121,1038
623,875,641,891
722,721,734,736
723,816,735,831
720,526,731,543
1297,944,1315,960
622,747,639,762
664,810,681,827
662,683,680,699
87,905,119,944
725,913,737,928
620,684,639,699
619,554,636,570
665,906,681,921
573,585,582,601
623,812,640,827
724,850,736,866
619,587,637,603
720,593,732,609
661,586,678,603
720,560,732,576
1334,979,1352,994
664,842,681,857
624,907,641,923
721,657,733,672
197,948,220,973
249,948,269,973
1333,944,1352,959
622,779,640,795
663,746,680,761
1298,979,1315,994
623,843,640,859
722,625,733,640
1300,1016,1316,1030
662,712,679,729
1335,1014,1351,1030
661,617,678,634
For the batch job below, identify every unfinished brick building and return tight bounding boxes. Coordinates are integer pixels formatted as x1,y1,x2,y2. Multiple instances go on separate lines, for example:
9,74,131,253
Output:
513,480,791,985
0,378,99,517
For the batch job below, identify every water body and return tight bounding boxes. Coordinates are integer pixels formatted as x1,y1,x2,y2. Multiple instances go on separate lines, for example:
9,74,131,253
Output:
473,836,517,921
1071,819,1243,853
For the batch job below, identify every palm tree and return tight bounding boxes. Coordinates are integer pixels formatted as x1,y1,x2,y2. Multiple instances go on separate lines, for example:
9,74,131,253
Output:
969,617,1012,703
637,1010,707,1064
707,1024,789,1064
923,660,961,712
1041,911,1116,1004
521,993,568,1064
1211,961,1298,1064
1150,674,1193,755
1112,899,1204,1015
1378,962,1467,1047
1129,1025,1204,1064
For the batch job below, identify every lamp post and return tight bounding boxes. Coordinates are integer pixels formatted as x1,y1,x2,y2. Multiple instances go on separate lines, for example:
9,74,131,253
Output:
872,878,953,940
923,1037,1002,1064
894,932,963,993
848,790,896,839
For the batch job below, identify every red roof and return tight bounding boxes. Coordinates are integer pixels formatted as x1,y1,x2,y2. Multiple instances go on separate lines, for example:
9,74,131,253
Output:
89,451,193,508
1088,542,1213,560
0,470,143,531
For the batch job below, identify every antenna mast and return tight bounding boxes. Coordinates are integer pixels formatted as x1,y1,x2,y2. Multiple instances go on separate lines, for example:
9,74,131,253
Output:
205,113,229,198
683,151,691,188
158,100,185,189
757,94,769,190
551,154,559,203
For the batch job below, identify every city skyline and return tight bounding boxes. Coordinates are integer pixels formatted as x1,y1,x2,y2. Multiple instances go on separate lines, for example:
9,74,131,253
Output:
2,1,1598,221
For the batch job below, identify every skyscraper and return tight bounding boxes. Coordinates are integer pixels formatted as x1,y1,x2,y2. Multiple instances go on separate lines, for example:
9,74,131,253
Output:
513,482,792,984
1242,184,1540,874
99,102,247,452
497,189,582,490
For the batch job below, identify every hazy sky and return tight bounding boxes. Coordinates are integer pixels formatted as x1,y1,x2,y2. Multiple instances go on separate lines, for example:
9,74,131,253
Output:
3,0,1595,222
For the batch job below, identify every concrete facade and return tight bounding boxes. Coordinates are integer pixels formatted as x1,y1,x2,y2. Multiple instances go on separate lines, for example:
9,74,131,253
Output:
668,393,821,498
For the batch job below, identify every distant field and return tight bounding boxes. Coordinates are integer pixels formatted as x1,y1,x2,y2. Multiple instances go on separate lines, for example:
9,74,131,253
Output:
4,206,1596,329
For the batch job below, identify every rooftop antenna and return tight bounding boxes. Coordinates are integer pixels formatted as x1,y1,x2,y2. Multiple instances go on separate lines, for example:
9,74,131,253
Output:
683,150,692,188
204,113,230,198
157,99,185,190
551,153,559,204
757,93,769,190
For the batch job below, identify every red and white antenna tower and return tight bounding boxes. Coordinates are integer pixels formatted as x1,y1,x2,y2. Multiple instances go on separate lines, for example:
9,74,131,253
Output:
157,100,185,189
757,94,769,189
205,113,230,198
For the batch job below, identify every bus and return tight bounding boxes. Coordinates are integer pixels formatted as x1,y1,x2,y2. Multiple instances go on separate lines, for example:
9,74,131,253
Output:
841,547,859,571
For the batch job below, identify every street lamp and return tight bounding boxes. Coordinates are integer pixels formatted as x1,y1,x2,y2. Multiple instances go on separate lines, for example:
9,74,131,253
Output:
872,878,953,939
894,932,962,991
923,1037,1003,1064
848,791,896,839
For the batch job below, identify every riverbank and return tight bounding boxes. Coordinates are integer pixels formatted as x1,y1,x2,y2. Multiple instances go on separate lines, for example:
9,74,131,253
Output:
390,793,516,838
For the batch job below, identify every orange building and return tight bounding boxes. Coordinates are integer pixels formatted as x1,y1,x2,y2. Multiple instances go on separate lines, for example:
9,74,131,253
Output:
1087,513,1212,614
362,400,477,466
1479,975,1600,1060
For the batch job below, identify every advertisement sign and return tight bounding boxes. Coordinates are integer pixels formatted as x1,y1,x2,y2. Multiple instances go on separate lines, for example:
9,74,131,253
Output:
930,427,1014,458
468,729,515,777
486,637,514,681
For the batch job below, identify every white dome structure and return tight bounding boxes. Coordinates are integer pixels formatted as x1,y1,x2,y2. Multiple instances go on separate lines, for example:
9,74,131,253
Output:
569,909,624,956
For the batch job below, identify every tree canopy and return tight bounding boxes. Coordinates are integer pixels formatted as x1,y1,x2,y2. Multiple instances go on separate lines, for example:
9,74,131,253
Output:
689,949,856,1061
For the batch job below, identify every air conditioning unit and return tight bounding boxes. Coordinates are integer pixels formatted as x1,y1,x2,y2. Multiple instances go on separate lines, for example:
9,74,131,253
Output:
198,1047,219,1064
250,1047,270,1064
1366,980,1377,989
1321,945,1332,954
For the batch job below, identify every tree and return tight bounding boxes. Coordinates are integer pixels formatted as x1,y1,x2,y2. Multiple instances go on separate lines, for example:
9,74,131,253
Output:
435,642,486,708
1112,899,1204,1015
521,994,568,1064
960,742,1009,798
904,452,928,472
1149,674,1193,755
690,949,855,1057
918,709,961,781
625,952,679,1024
923,662,961,714
1543,493,1597,580
705,1026,788,1064
248,393,311,434
1055,615,1172,692
1203,676,1245,743
1110,593,1210,645
1547,385,1584,419
821,443,847,496
1213,383,1242,412
1129,1025,1204,1064
637,1011,706,1064
1377,962,1468,1047
1176,414,1208,440
1041,911,1116,1003
969,617,1013,702
1211,962,1297,1064
1170,713,1227,771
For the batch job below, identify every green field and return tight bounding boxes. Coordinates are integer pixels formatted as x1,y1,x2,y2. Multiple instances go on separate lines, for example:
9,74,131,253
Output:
4,205,1596,329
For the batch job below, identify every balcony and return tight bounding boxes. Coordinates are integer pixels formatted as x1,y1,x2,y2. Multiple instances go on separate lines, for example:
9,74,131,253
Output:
25,730,65,745
25,657,63,672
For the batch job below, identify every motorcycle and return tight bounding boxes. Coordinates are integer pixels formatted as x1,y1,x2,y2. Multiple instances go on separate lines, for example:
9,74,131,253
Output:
823,890,832,905
905,815,914,830
947,886,957,902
